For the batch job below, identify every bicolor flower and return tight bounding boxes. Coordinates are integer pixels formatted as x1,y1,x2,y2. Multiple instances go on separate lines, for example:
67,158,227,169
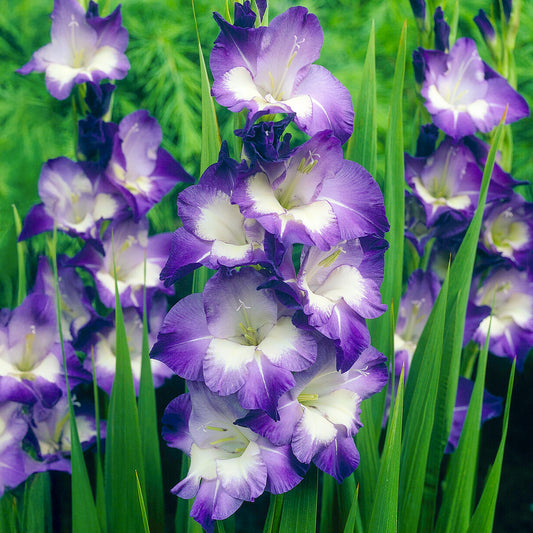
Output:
71,216,172,310
0,402,30,497
480,195,533,269
152,267,318,419
394,269,441,375
210,6,354,143
238,339,388,482
19,157,125,246
0,293,86,407
419,38,529,138
81,298,172,395
280,237,387,371
470,266,533,369
160,145,267,285
104,110,193,220
162,381,305,532
17,0,130,100
233,131,388,251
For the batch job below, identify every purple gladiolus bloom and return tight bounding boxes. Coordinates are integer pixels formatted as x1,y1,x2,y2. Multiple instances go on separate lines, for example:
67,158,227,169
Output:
210,7,354,143
446,377,502,453
238,340,388,482
82,298,172,395
162,381,305,532
19,157,126,245
394,269,441,375
105,110,193,220
0,293,77,407
17,0,130,100
283,237,387,371
161,145,268,285
474,9,496,44
471,267,533,369
71,217,172,310
405,137,483,227
0,402,30,497
419,38,529,138
152,267,318,419
480,195,533,269
233,131,388,251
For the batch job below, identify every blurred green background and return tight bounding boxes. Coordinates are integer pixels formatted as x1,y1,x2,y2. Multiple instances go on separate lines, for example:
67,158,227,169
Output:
0,2,532,530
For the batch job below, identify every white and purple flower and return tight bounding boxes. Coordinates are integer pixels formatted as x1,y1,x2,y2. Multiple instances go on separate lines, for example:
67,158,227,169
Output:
162,381,305,532
418,37,529,138
237,339,388,482
152,267,318,419
233,131,388,251
210,6,354,143
104,110,193,220
17,0,130,100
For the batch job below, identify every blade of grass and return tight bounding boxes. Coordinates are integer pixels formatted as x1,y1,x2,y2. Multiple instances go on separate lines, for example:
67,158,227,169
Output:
279,465,318,533
49,230,101,533
435,315,492,533
135,470,151,533
399,267,449,533
21,473,52,533
12,205,26,306
104,240,146,533
466,361,515,533
138,258,165,533
192,0,221,174
347,21,377,177
368,366,405,533
263,494,284,533
91,349,107,532
319,473,336,532
418,113,507,530
0,493,18,533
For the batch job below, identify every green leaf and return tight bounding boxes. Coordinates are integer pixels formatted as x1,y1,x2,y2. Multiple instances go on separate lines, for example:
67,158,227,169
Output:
347,21,377,177
192,266,213,294
418,115,506,530
343,484,364,533
263,494,284,533
434,315,492,533
279,466,318,533
367,21,406,436
104,242,146,533
466,362,515,533
319,474,336,532
12,204,26,306
49,231,101,533
21,473,52,533
135,470,151,533
0,493,18,533
399,267,449,533
192,0,221,174
368,367,405,533
138,260,165,533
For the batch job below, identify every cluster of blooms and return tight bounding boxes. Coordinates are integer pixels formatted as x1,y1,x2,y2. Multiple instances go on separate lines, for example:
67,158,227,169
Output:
150,3,389,530
397,0,531,442
1,0,192,497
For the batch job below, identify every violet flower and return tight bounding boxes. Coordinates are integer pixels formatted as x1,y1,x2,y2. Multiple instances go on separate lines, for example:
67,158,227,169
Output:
19,157,126,245
17,0,130,100
480,195,533,269
0,402,30,497
232,131,388,251
160,144,267,285
237,340,388,482
419,38,529,138
152,267,318,419
104,110,194,220
71,217,172,310
210,6,354,143
470,266,533,370
282,236,387,372
162,381,305,532
82,298,172,395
